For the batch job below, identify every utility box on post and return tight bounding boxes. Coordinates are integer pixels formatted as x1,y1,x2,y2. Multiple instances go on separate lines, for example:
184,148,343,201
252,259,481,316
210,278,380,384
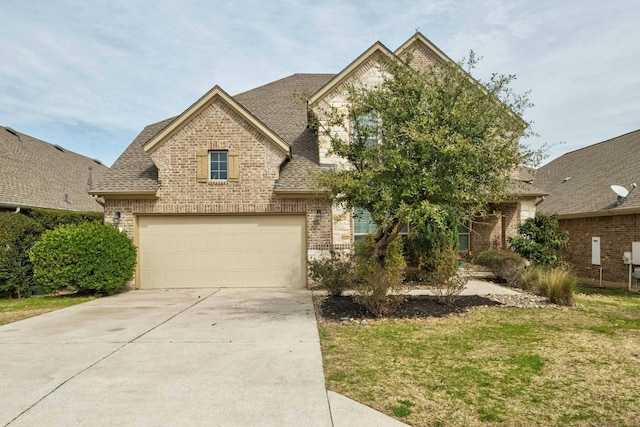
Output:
591,237,601,265
633,242,640,265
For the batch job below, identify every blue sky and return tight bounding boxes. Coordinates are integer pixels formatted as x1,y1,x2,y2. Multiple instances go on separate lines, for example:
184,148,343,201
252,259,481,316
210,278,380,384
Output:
1,0,639,166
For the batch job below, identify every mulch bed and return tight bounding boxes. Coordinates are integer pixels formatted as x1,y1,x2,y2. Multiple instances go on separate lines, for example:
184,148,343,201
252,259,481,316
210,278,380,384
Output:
317,294,501,321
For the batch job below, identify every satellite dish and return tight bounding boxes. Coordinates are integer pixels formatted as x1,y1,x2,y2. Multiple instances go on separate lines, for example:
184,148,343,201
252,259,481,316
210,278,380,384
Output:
611,185,629,198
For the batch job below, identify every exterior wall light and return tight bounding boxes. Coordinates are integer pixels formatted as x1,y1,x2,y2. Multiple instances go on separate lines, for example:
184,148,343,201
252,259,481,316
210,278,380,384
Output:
112,211,121,226
315,209,322,222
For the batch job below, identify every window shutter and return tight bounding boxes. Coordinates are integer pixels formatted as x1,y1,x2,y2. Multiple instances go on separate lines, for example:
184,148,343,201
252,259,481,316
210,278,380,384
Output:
228,148,239,181
196,149,208,182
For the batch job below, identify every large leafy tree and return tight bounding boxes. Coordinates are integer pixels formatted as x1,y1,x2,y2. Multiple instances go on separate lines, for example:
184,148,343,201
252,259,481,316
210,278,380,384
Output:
318,53,538,266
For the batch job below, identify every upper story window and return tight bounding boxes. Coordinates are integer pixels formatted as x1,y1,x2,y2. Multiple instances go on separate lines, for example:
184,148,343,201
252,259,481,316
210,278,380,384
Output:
209,151,228,181
353,113,379,147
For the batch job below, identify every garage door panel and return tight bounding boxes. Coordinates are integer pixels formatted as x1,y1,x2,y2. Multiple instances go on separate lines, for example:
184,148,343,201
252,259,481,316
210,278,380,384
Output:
138,215,306,289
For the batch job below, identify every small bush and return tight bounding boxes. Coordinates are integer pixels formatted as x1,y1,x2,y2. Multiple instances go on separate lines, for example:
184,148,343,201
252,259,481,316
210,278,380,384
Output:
308,251,353,296
432,271,469,305
354,235,407,317
0,213,45,298
476,249,524,282
428,245,468,305
30,223,136,295
426,244,459,285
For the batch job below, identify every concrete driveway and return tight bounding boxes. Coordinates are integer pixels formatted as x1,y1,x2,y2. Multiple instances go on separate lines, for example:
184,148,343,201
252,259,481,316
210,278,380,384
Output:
1,288,335,426
1,288,408,427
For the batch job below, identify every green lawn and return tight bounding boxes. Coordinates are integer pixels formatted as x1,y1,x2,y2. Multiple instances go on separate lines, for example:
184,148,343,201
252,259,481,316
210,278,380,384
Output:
318,289,640,426
0,294,96,325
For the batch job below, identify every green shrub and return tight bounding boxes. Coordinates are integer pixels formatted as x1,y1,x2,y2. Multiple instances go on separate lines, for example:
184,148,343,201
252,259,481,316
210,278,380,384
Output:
404,214,458,283
427,245,468,305
354,235,407,317
0,213,45,298
24,208,103,230
308,250,353,296
508,213,569,267
476,249,524,283
30,223,136,295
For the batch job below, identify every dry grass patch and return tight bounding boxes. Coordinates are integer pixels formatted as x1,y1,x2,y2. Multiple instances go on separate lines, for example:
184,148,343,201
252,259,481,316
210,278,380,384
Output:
318,291,640,426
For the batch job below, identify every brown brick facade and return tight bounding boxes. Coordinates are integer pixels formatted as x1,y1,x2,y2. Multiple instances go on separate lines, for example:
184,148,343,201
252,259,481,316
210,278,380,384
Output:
558,214,640,285
104,97,332,261
470,203,519,256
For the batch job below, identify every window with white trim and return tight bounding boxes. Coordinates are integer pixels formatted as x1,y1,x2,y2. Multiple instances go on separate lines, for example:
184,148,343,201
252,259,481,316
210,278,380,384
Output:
209,151,228,181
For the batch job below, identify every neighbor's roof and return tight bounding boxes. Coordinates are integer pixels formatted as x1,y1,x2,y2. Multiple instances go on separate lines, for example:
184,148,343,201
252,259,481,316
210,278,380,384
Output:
92,73,334,195
535,129,640,217
0,126,108,212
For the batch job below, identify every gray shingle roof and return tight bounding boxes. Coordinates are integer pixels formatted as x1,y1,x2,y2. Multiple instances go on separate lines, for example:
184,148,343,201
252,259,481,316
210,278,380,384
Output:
93,74,334,195
0,126,109,212
535,129,640,216
235,73,334,192
91,117,174,194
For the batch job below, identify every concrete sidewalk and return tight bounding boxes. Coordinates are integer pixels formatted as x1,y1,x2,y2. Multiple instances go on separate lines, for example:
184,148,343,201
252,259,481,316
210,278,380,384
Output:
408,278,522,296
0,288,406,426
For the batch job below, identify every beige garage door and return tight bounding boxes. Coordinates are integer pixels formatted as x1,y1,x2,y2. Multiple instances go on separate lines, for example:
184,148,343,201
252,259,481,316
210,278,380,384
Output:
137,215,306,288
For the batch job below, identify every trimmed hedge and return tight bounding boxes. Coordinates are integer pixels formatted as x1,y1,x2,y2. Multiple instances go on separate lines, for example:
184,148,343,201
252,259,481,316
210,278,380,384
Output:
30,222,136,295
0,212,45,297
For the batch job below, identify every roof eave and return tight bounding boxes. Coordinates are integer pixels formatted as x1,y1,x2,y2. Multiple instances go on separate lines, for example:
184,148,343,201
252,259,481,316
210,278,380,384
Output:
88,190,158,199
274,189,327,198
556,206,640,220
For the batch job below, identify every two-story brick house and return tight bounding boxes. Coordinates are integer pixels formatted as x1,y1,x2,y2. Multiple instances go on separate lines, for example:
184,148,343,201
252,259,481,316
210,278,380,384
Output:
91,33,540,289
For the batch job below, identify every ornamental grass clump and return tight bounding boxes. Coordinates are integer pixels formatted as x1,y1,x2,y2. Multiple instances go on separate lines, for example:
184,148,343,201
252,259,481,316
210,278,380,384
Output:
540,267,576,306
521,265,576,306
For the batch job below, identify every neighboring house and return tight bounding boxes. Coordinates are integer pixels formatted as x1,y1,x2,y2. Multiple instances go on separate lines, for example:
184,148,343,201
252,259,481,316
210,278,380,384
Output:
91,33,538,289
0,125,108,212
535,129,640,287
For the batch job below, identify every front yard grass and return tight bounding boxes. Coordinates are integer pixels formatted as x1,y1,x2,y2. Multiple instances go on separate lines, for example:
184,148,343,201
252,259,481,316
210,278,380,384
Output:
318,289,640,426
0,294,96,325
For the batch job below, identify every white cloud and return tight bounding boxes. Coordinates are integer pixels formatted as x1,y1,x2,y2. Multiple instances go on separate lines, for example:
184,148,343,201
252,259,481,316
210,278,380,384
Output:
1,0,638,166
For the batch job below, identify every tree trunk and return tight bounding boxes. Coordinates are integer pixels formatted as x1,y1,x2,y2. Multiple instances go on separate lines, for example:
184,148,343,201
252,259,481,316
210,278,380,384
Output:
373,220,405,268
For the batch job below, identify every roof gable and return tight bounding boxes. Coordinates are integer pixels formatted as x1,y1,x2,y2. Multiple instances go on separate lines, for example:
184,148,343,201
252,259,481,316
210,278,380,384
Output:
143,86,290,157
394,32,453,64
308,42,396,107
